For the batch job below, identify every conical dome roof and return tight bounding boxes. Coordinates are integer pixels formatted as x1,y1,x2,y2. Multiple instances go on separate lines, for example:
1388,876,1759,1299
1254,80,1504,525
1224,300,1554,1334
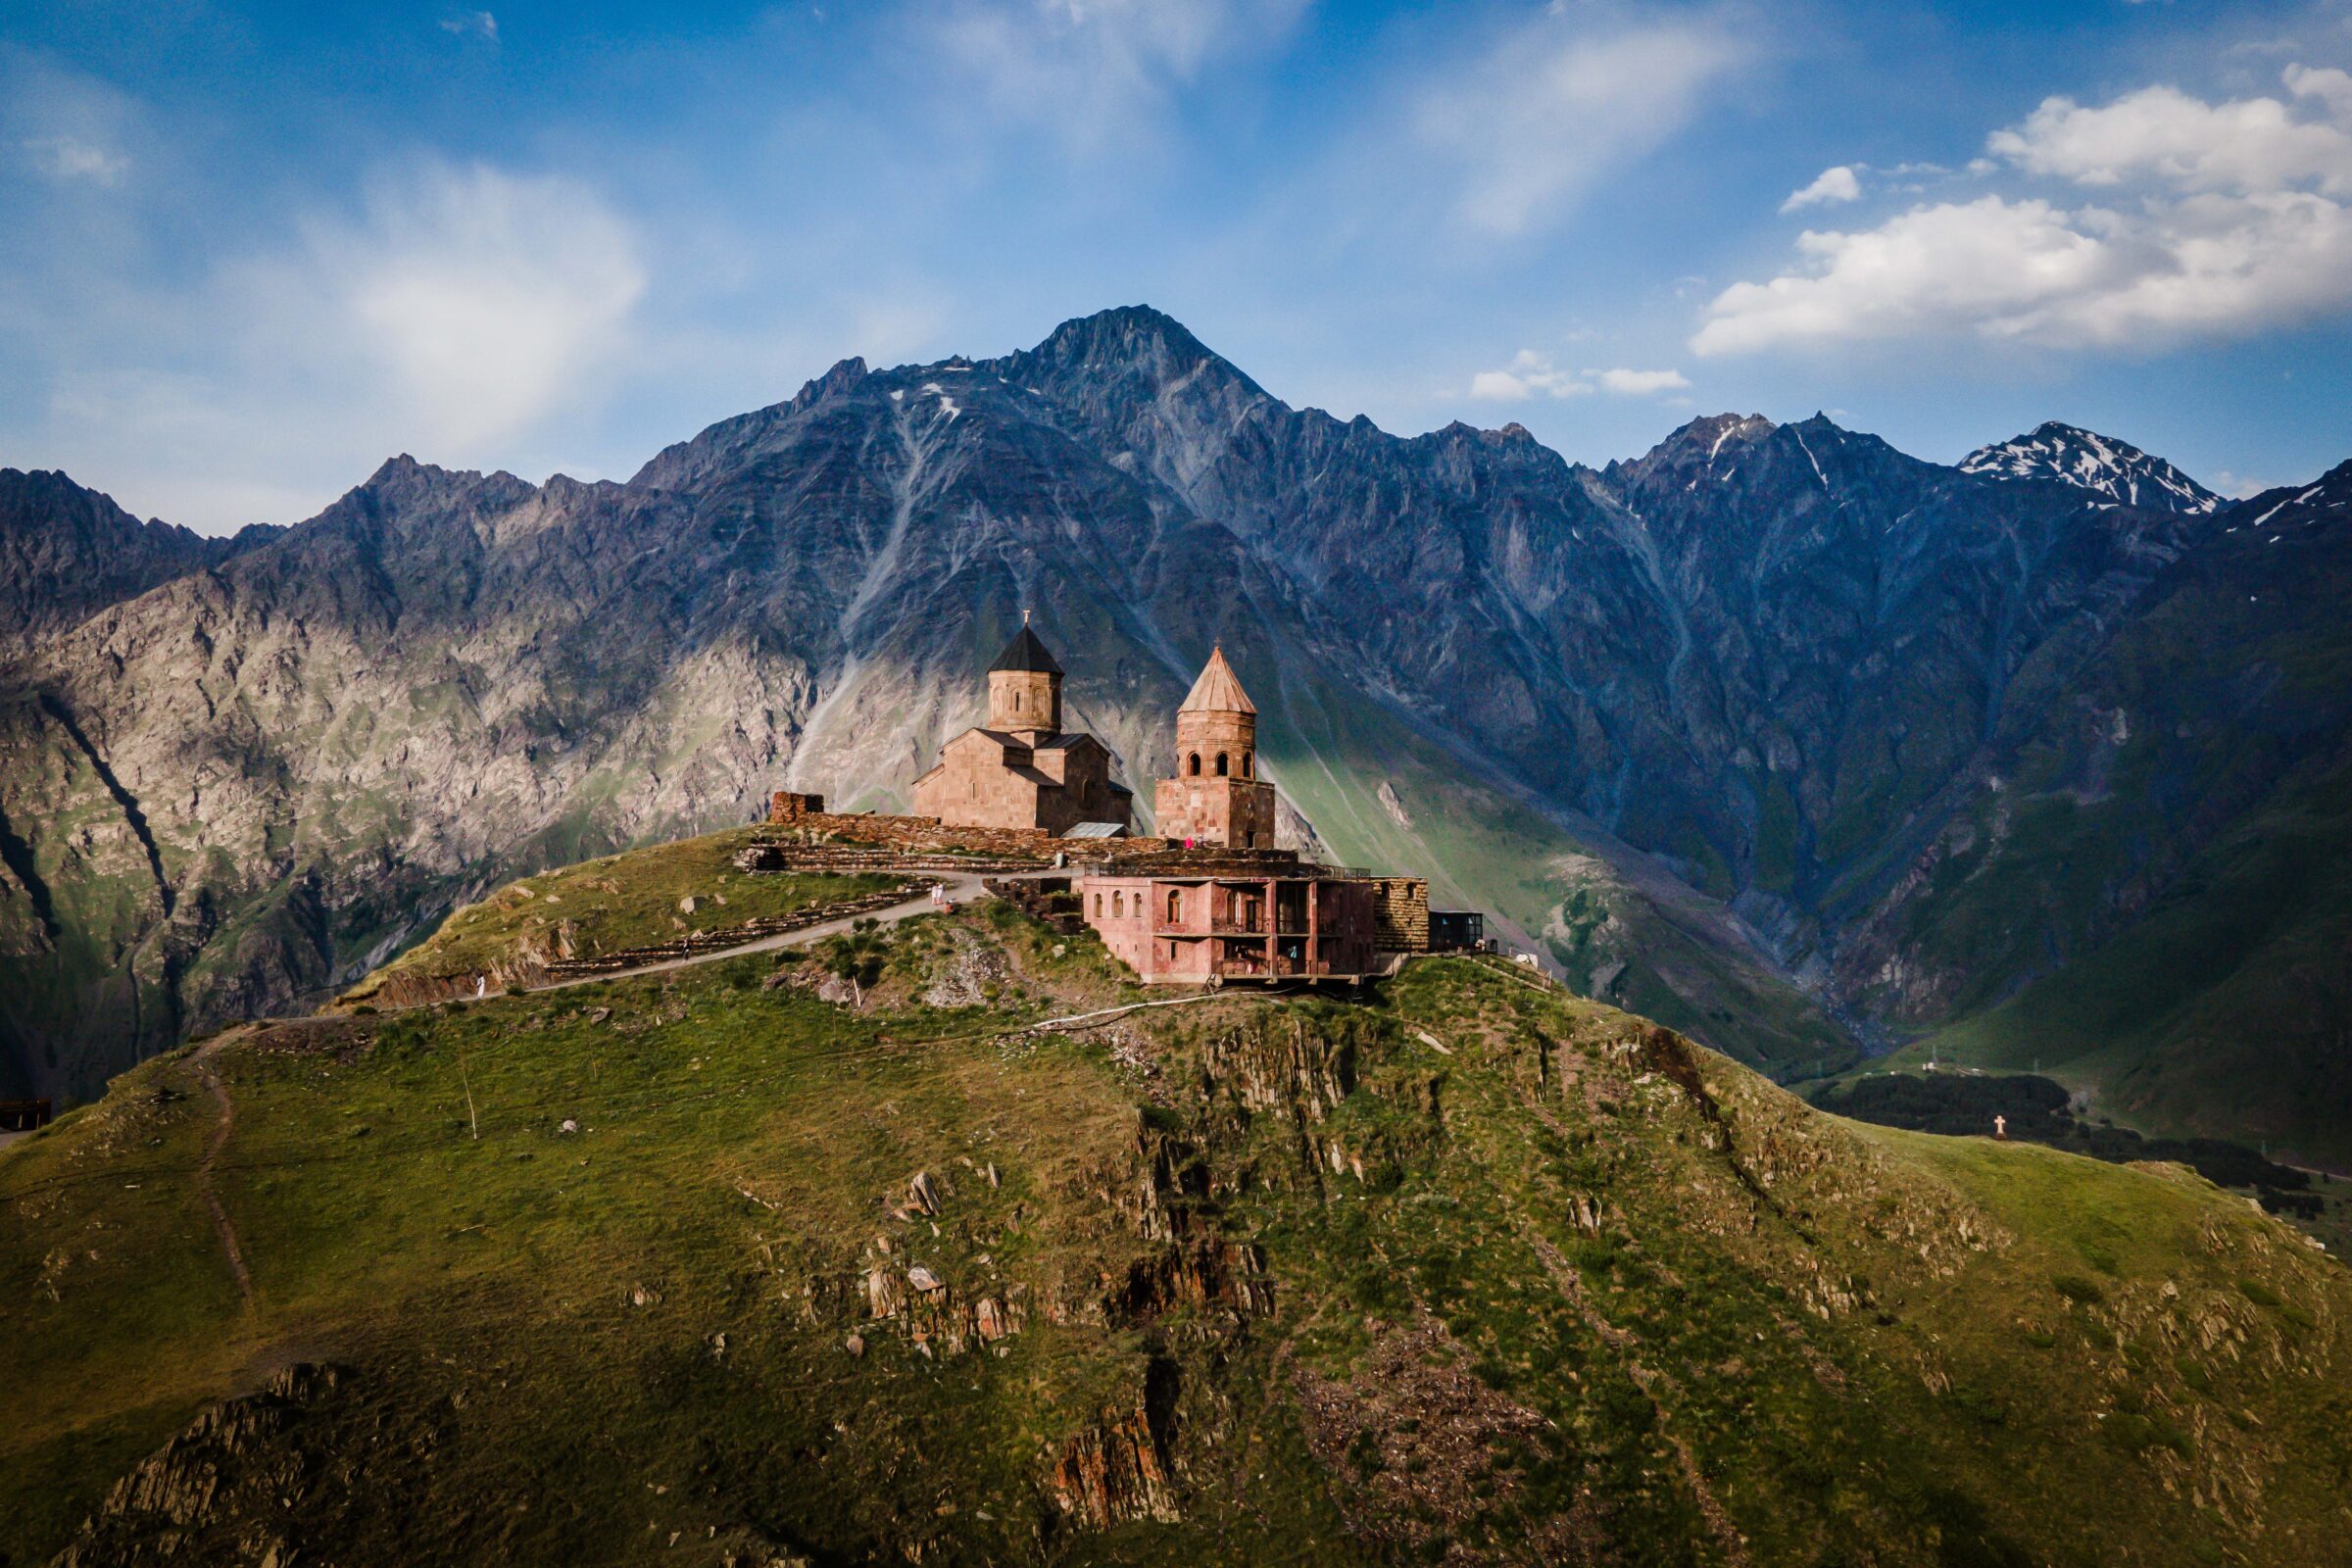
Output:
989,622,1063,676
1179,646,1255,714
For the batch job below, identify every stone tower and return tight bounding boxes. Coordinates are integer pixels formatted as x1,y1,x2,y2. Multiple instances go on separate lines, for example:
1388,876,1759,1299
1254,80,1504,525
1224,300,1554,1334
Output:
987,613,1062,741
1154,646,1278,848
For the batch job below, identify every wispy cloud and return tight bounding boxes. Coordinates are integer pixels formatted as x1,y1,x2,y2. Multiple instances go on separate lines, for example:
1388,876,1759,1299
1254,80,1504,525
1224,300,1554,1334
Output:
925,0,1305,153
1469,350,1689,400
440,11,499,43
1695,65,2352,355
3,52,140,190
28,160,647,529
20,133,128,186
1413,9,1751,237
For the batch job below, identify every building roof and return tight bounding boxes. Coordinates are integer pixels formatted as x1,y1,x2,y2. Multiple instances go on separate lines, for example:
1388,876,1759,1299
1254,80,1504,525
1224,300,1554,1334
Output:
1179,645,1255,714
1062,821,1128,839
989,624,1064,676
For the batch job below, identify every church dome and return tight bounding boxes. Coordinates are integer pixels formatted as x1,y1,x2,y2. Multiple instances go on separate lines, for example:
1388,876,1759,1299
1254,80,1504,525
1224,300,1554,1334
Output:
1179,646,1255,714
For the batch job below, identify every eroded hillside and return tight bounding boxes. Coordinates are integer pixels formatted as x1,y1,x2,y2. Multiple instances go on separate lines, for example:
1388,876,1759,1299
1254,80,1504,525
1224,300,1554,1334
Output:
4,859,2346,1566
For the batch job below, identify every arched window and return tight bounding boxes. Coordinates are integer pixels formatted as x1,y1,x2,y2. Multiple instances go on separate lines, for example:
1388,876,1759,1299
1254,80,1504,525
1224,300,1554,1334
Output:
1242,752,1252,778
1112,891,1125,917
1187,753,1201,776
1215,752,1229,776
1167,890,1183,923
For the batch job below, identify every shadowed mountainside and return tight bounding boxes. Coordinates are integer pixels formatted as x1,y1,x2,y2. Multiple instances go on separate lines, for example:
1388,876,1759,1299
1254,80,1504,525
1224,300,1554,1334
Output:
3,306,2348,1159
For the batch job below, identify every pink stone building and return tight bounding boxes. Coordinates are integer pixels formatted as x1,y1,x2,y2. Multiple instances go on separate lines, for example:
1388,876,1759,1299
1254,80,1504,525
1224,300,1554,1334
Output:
1153,647,1277,849
1081,870,1380,984
908,619,1133,836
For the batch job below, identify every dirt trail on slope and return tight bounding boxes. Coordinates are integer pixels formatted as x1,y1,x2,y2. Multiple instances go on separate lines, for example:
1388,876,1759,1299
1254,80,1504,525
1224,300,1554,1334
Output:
191,1031,257,1309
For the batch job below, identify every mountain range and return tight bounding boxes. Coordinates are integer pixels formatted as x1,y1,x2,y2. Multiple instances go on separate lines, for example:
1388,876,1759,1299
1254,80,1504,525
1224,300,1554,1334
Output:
4,304,2348,1163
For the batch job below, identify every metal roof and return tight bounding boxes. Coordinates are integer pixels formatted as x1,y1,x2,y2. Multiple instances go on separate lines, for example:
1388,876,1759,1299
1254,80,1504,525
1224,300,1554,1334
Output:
989,624,1063,676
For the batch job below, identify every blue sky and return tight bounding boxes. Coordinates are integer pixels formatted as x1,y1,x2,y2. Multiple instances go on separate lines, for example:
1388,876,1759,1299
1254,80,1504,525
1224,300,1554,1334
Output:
4,0,2350,532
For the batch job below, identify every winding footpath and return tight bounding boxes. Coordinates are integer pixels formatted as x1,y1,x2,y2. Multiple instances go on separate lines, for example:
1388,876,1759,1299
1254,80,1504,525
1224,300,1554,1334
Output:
534,872,997,995
191,1031,258,1309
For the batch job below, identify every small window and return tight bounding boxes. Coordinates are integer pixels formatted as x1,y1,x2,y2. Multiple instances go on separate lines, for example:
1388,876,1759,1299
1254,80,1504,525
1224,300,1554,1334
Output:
1094,893,1103,916
1215,752,1228,776
1188,753,1201,776
1113,891,1125,917
1014,690,1023,712
1167,890,1183,923
1242,752,1252,778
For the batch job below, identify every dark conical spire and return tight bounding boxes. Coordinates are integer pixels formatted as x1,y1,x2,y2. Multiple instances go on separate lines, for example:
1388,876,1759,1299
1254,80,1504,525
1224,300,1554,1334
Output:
989,621,1063,676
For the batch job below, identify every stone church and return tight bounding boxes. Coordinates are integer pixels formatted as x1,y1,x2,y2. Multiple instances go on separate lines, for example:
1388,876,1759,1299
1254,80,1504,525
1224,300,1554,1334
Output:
1153,646,1278,849
908,619,1133,836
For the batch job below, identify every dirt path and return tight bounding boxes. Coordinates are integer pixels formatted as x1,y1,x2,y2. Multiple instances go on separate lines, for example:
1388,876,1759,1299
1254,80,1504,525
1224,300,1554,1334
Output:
191,1032,257,1310
368,873,1001,1014
532,873,993,992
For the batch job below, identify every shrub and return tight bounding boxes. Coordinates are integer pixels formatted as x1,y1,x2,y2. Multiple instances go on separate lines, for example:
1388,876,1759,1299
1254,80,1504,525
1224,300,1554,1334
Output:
2052,1274,2105,1306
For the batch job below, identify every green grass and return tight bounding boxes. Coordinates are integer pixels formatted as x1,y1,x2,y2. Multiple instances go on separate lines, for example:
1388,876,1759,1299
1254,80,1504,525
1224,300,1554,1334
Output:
1898,752,2352,1168
351,826,906,994
4,832,2350,1565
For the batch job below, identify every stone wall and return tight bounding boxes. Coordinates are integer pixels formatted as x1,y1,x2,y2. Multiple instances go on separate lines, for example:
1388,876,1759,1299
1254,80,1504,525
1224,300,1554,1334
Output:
1371,877,1430,954
757,808,1059,859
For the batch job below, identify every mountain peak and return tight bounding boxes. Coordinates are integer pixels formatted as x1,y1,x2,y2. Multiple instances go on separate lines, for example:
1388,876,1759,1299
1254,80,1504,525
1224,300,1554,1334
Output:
1960,421,2218,514
1628,413,1776,473
1023,304,1217,377
794,356,870,408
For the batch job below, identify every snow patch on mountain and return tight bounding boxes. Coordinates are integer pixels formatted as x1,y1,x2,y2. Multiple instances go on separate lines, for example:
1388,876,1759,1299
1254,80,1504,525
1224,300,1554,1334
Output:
1961,421,2218,514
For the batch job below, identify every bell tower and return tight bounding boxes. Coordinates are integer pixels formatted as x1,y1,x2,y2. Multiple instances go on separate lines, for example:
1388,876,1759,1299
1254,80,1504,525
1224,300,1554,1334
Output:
986,612,1062,741
1155,646,1278,848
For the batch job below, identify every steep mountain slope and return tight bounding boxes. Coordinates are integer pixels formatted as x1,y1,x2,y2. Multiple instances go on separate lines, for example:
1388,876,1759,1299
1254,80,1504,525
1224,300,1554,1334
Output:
1893,465,2352,1159
1961,421,2221,514
4,884,2347,1566
0,468,274,660
3,305,2346,1160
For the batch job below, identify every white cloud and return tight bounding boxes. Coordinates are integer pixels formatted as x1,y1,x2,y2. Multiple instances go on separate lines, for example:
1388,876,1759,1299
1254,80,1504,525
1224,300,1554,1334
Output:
929,0,1305,151
1781,165,1860,212
21,133,128,185
1987,79,2352,195
1469,350,1689,399
300,163,646,451
439,11,499,42
2288,63,2352,119
1695,67,2352,356
1415,12,1749,237
1470,351,1591,400
22,160,648,529
1592,366,1692,394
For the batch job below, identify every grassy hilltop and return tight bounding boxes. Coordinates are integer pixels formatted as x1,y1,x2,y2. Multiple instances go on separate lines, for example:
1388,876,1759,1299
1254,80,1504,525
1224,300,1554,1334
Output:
3,840,2350,1566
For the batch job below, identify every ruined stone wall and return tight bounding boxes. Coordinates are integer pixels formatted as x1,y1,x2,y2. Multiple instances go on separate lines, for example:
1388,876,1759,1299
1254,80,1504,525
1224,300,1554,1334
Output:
759,809,1058,858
